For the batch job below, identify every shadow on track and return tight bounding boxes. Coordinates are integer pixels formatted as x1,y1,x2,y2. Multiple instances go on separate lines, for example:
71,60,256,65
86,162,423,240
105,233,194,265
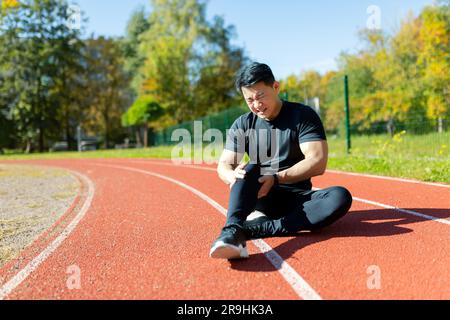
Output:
229,208,450,272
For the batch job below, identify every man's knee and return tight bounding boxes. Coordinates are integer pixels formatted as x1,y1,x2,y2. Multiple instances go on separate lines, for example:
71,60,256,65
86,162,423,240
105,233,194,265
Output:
307,187,352,231
231,163,261,191
330,186,353,213
243,163,261,181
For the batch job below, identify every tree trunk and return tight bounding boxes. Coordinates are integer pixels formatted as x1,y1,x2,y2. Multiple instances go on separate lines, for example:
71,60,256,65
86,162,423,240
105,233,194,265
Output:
104,112,109,149
104,124,109,149
65,108,72,150
37,77,44,152
63,73,73,150
143,124,148,148
39,125,44,153
25,139,31,154
135,126,142,146
386,118,395,137
66,127,72,150
438,117,443,134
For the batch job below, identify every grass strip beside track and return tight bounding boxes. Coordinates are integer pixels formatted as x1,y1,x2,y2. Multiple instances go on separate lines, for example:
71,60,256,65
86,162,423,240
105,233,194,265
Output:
1,133,449,184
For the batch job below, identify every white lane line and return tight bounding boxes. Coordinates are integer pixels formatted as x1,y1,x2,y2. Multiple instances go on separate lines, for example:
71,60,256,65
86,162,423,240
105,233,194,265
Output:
353,197,450,226
349,196,450,226
94,163,322,301
128,159,217,172
314,187,450,226
109,160,449,227
326,170,450,188
100,158,450,188
314,187,448,226
0,170,95,300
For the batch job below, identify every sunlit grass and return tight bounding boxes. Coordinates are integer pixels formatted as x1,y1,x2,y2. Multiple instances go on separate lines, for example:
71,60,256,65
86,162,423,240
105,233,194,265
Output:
0,146,175,160
1,132,449,183
326,132,449,183
327,131,450,160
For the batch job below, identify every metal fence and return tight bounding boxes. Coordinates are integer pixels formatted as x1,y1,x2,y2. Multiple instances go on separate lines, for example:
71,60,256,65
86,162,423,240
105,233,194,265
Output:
152,105,248,146
151,74,449,160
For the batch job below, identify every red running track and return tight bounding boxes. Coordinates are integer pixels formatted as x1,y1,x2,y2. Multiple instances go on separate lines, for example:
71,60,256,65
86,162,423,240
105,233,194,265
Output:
0,158,448,300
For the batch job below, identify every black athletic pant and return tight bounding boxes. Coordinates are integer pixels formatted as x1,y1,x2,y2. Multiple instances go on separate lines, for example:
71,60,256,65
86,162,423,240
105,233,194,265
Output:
225,163,353,237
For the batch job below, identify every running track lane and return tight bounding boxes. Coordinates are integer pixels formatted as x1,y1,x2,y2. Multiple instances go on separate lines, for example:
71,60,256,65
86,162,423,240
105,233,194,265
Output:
104,158,450,218
88,158,450,299
0,160,302,299
0,159,449,299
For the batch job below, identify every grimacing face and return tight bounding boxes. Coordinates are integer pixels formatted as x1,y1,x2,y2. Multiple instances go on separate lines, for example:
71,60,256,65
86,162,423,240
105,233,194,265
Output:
241,81,282,121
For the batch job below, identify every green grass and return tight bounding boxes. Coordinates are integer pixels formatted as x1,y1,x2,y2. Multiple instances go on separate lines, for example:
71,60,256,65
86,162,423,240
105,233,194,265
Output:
1,132,449,184
326,132,449,183
0,146,174,160
328,155,449,183
327,131,449,160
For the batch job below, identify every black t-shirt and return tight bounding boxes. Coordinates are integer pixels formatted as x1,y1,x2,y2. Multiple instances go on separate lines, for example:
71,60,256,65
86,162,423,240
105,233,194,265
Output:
225,100,327,191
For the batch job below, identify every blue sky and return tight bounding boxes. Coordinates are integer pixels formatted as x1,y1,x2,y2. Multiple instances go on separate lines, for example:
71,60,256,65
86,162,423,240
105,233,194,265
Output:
74,0,433,79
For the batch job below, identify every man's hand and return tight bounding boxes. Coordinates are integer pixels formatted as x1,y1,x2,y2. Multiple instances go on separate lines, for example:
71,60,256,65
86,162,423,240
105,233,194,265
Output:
228,162,247,189
257,175,275,199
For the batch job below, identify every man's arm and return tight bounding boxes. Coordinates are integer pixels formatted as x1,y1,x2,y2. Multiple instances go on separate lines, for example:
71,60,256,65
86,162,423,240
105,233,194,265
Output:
277,140,328,184
257,140,328,199
217,149,246,186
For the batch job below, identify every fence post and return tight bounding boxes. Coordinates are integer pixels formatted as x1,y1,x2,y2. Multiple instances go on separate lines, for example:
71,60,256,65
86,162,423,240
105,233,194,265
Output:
344,75,352,154
225,109,230,128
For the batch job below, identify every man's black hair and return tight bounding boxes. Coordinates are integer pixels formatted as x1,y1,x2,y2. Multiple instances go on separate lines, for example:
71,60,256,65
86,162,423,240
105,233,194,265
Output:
235,62,276,92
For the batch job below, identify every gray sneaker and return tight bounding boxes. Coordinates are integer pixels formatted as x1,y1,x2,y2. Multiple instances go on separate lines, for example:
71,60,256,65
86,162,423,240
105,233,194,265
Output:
243,212,272,240
210,225,248,260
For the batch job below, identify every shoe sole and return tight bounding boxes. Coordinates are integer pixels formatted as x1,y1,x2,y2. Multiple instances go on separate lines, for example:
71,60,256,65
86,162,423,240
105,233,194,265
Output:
209,241,249,260
246,210,268,222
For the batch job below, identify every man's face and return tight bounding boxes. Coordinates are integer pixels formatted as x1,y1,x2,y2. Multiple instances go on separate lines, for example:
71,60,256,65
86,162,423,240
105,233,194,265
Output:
241,81,281,121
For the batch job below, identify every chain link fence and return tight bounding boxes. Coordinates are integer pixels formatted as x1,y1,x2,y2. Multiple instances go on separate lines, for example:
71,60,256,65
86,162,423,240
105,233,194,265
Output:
151,74,449,161
152,106,248,146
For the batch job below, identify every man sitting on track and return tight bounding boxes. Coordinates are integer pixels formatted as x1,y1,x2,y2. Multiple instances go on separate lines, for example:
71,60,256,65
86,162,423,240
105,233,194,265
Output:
210,62,353,260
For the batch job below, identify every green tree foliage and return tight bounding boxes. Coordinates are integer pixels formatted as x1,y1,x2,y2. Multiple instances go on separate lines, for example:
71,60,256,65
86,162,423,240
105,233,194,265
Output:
82,37,133,149
418,4,449,132
133,0,246,128
0,0,84,152
122,6,151,96
192,15,247,115
122,95,163,147
0,32,15,151
279,3,449,136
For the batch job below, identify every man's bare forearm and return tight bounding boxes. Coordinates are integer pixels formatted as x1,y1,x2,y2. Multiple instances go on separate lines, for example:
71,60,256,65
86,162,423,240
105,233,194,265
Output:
219,157,326,185
277,157,327,184
217,162,235,185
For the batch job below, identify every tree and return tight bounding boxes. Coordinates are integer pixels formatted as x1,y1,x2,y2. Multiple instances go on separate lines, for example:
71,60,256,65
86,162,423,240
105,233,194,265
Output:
1,0,20,11
0,0,84,152
122,95,163,147
277,4,449,137
191,15,247,116
390,13,426,134
0,32,12,151
122,6,151,96
0,63,17,151
279,71,324,110
83,37,133,149
279,74,302,103
336,29,416,136
136,0,246,128
418,4,449,133
138,0,206,125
